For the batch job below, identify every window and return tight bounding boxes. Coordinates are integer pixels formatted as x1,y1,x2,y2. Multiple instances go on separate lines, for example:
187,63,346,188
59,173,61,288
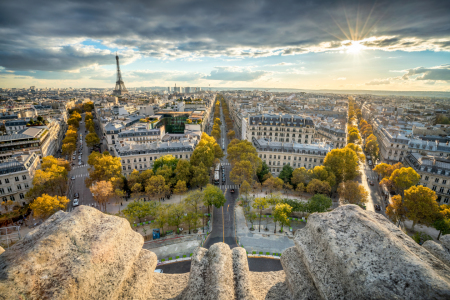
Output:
0,179,2,185
127,159,130,163
134,158,136,162
22,175,26,180
440,187,445,193
123,166,126,171
435,178,440,183
444,180,447,185
19,193,24,199
10,195,14,201
432,185,437,191
0,188,4,194
5,179,9,183
139,158,141,162
445,198,449,204
24,183,29,188
17,184,21,190
144,158,147,162
425,176,429,181
2,197,5,202
128,166,131,170
7,187,12,193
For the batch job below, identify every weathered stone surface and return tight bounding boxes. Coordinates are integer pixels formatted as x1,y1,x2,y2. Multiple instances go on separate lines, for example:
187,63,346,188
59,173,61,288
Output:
249,271,288,300
0,206,144,300
423,235,450,268
118,249,157,300
182,246,208,300
206,243,235,300
148,273,190,300
281,246,321,299
294,204,450,300
232,247,256,300
0,247,4,255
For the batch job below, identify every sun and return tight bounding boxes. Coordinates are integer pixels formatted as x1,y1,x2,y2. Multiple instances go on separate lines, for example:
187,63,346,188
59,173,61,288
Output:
346,41,365,54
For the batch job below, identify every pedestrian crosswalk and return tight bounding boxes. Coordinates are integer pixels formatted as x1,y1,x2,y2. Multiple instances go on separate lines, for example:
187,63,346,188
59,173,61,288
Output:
220,185,238,190
73,173,89,178
72,164,88,169
366,175,378,181
220,163,231,166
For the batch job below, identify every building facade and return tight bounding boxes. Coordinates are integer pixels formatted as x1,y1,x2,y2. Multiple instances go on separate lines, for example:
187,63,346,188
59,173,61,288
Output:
403,152,450,205
246,114,315,144
0,152,40,210
252,138,331,176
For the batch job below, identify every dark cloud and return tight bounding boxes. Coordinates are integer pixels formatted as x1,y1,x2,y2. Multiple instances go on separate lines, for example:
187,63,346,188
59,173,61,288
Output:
0,0,449,72
402,65,450,81
204,67,267,81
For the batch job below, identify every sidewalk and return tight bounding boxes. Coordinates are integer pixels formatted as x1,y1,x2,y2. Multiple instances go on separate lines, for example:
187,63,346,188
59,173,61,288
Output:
235,206,295,255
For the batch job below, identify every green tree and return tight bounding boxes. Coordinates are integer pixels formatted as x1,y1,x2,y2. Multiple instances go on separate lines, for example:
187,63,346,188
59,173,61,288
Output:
433,218,450,240
122,200,157,223
167,203,186,233
184,211,200,234
291,167,310,187
257,161,270,182
307,194,332,213
184,190,204,215
203,184,226,214
252,197,269,232
278,164,294,183
154,203,169,235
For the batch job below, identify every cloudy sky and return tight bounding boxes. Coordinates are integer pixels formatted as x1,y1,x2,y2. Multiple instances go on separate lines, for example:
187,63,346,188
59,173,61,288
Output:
1,0,449,91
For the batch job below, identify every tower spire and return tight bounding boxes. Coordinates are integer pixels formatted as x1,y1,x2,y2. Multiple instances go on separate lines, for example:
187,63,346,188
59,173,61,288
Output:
113,54,128,95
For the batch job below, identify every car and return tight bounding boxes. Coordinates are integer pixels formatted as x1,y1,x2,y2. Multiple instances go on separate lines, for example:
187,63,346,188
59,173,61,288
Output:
369,180,374,186
71,176,75,180
154,269,163,273
230,189,235,193
79,161,82,165
368,160,373,166
375,204,381,211
74,193,79,198
73,199,79,206
367,155,371,160
78,155,81,159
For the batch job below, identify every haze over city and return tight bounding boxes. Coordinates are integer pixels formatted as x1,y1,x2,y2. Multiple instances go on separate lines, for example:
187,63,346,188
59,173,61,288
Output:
1,0,449,91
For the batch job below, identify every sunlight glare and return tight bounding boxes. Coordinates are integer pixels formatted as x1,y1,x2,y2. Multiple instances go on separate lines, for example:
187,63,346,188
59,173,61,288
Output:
346,41,365,54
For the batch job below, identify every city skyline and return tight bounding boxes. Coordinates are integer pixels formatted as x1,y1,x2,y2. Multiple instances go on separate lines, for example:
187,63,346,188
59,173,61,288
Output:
1,0,449,91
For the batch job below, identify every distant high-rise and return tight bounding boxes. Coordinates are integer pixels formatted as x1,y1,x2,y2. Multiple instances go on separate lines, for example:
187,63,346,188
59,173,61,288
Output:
113,54,128,96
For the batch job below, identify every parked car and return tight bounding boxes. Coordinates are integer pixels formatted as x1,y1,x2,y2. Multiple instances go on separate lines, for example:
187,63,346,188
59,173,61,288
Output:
73,199,79,206
74,193,79,198
368,160,373,166
154,269,163,273
369,180,374,186
230,189,235,193
367,155,371,160
78,161,82,166
71,176,75,180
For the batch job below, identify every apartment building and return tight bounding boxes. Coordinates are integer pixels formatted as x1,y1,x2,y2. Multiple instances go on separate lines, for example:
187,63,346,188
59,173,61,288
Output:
4,120,27,134
0,152,40,209
245,114,315,144
0,127,54,161
114,137,198,176
403,152,450,205
252,138,331,175
315,124,346,148
374,126,409,163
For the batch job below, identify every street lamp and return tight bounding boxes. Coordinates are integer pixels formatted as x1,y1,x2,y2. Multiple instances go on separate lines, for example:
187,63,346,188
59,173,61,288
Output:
201,206,205,233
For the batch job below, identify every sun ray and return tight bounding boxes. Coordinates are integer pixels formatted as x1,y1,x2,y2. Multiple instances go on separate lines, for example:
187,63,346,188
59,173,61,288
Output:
344,8,355,41
330,14,351,41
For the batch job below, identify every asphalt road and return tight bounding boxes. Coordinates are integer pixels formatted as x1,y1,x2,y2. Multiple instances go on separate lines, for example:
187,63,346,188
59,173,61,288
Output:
157,257,283,273
66,113,97,211
203,100,240,250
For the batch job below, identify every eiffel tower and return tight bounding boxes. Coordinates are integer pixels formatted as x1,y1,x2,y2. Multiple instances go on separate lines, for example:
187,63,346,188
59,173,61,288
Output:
113,54,128,95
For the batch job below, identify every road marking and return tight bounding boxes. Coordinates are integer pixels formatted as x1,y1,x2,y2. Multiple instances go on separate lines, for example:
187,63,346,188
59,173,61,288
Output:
223,188,227,243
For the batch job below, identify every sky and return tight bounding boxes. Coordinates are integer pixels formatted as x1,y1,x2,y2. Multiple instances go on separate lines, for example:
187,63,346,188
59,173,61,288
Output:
0,0,450,91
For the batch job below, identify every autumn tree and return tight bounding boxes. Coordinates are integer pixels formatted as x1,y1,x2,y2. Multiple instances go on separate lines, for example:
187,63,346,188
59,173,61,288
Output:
404,185,440,230
156,165,176,188
291,167,310,187
190,133,224,168
90,181,113,211
30,194,69,220
184,190,204,215
122,200,157,223
227,139,262,178
252,197,269,232
373,162,403,179
263,176,283,194
230,160,253,185
386,195,407,225
389,167,420,196
337,180,368,205
153,154,179,173
145,175,170,201
240,180,251,201
365,134,379,160
227,130,235,140
154,203,169,235
308,166,336,187
27,165,68,198
346,143,366,162
323,148,359,183
306,179,331,195
273,203,292,233
174,159,192,184
190,162,209,187
85,152,122,187
85,132,100,147
173,180,188,202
